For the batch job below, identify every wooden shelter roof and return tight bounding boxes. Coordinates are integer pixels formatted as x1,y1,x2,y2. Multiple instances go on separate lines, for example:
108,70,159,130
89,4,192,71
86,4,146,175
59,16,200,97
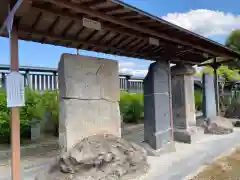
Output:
1,0,240,65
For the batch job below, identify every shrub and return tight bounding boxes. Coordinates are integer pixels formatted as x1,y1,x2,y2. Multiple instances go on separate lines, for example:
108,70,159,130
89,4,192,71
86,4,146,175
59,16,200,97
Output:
0,89,11,143
41,90,59,136
195,90,203,111
119,92,144,123
20,88,46,138
0,88,45,143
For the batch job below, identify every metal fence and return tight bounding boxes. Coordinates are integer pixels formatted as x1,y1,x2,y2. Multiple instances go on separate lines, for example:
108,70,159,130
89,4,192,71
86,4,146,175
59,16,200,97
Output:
0,65,144,93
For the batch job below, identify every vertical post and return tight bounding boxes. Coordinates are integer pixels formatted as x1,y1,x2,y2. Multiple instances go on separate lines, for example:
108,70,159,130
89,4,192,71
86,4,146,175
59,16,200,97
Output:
1,72,6,89
126,75,131,93
168,61,174,141
10,25,21,180
25,70,30,88
213,59,220,115
202,73,206,117
53,71,57,90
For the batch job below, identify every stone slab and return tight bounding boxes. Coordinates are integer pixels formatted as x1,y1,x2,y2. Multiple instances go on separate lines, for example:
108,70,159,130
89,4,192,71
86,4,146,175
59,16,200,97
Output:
171,75,196,130
144,61,173,150
58,54,120,101
202,74,217,119
59,99,121,151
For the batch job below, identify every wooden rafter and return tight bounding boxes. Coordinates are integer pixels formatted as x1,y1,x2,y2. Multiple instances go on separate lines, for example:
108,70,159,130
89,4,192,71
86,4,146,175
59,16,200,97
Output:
80,0,106,7
31,3,205,56
31,5,150,43
80,30,98,49
26,11,42,38
18,27,156,58
111,34,126,47
42,0,225,57
98,6,123,13
65,26,85,47
116,35,132,48
41,15,60,43
61,20,75,37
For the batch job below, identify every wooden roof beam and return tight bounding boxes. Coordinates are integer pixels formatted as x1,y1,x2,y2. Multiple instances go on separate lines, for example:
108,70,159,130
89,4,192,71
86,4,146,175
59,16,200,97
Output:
77,0,106,7
31,5,148,42
40,15,60,43
19,26,164,60
43,0,231,58
26,11,42,38
61,20,75,37
98,6,123,13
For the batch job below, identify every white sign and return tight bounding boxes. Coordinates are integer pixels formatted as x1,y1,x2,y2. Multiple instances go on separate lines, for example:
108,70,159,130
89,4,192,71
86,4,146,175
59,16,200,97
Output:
6,72,25,108
82,18,101,30
149,37,159,46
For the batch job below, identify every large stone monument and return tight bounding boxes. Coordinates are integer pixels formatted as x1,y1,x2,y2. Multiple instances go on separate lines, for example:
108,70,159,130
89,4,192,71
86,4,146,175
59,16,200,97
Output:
143,60,174,155
58,54,121,151
171,64,201,143
36,54,148,180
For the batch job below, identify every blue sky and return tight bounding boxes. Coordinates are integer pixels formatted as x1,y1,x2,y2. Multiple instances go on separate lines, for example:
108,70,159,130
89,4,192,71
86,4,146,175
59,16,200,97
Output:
0,0,239,77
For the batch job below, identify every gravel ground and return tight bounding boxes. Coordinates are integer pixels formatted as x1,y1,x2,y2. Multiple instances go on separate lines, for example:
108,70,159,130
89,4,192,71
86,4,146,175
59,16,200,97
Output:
0,124,239,180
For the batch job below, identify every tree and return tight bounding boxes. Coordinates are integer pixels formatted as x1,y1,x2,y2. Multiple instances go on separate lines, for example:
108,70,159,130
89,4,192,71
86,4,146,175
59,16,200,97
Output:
196,65,240,82
226,30,240,52
225,30,240,69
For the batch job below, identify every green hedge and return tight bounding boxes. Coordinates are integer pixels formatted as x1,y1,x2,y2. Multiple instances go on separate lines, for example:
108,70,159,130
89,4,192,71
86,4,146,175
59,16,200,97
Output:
195,91,203,111
0,89,203,143
0,88,45,143
120,92,144,123
41,90,59,136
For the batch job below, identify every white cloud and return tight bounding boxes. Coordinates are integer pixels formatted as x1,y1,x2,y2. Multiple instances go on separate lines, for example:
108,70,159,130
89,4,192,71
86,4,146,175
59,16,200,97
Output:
119,62,136,68
162,9,240,37
119,68,148,77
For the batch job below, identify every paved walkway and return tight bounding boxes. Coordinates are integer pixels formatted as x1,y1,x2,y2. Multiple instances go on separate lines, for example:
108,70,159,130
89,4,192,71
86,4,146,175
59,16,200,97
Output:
144,128,240,180
0,127,239,180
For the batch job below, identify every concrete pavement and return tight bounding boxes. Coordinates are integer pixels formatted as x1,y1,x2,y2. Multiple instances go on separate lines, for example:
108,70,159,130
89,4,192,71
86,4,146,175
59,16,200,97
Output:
0,128,239,180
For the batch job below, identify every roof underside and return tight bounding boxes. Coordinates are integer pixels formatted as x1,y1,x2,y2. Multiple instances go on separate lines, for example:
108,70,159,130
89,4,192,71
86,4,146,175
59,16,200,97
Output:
1,0,240,65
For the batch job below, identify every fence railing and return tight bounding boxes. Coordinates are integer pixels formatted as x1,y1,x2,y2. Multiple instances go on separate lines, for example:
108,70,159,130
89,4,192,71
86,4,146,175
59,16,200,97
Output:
0,65,144,93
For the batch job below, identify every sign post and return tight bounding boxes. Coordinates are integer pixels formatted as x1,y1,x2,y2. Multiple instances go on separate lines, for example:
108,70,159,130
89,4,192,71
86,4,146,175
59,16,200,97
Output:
8,24,22,180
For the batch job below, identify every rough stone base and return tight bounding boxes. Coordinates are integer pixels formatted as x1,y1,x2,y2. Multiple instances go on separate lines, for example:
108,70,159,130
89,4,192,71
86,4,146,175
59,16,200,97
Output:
141,141,175,156
36,134,148,180
225,97,240,119
204,116,234,135
174,127,204,144
196,116,208,127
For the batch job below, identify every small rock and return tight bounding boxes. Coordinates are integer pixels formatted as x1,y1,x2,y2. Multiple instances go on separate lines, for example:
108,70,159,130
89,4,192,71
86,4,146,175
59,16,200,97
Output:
204,116,234,135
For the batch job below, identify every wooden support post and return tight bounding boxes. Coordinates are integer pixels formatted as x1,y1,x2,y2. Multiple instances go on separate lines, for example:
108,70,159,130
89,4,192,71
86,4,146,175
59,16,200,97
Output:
10,25,21,180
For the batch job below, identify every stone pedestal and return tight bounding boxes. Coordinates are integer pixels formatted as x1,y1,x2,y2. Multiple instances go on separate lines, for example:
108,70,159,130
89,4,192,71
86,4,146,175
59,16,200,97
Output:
171,64,201,143
202,73,217,120
143,61,174,154
58,54,121,151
